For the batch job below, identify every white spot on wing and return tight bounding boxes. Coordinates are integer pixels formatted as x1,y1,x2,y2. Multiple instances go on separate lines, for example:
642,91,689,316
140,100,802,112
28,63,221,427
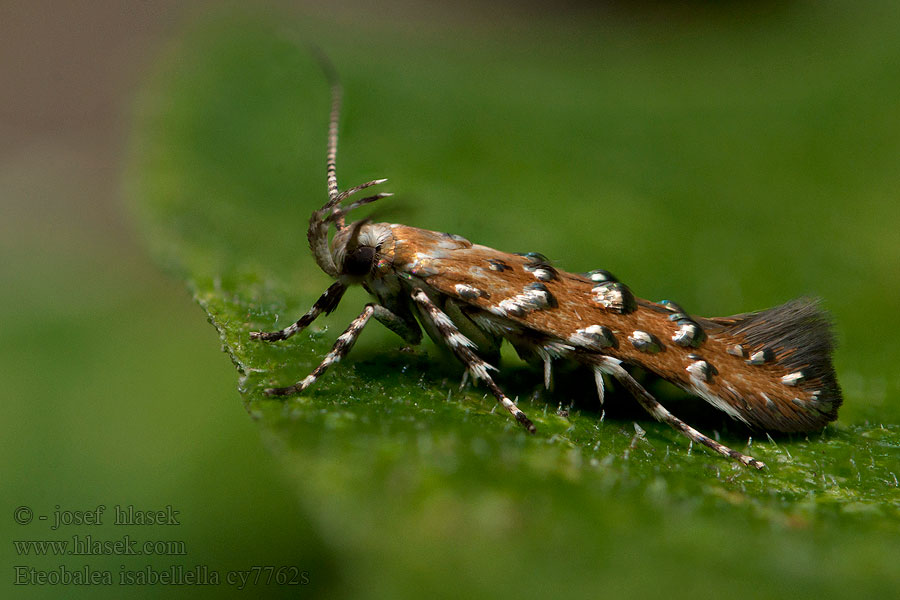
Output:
454,283,484,299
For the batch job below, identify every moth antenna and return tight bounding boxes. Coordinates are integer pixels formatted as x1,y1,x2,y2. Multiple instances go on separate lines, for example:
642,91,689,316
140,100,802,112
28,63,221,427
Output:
325,193,394,227
306,48,344,277
306,50,391,276
308,45,342,205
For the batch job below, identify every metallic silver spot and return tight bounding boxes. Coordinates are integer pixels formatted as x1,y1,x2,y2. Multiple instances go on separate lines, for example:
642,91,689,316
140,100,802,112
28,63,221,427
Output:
494,283,555,317
454,284,484,300
497,299,526,317
628,330,661,353
487,259,510,272
524,282,555,308
726,344,745,357
570,324,616,350
781,371,805,387
437,232,471,249
660,299,691,321
672,320,706,348
586,269,617,283
591,282,636,314
523,259,557,281
791,398,807,408
763,395,777,411
686,359,713,382
660,299,685,313
531,267,554,281
746,349,773,365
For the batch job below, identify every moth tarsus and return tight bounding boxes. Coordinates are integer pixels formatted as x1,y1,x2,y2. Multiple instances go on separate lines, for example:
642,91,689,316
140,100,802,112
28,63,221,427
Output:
251,59,842,470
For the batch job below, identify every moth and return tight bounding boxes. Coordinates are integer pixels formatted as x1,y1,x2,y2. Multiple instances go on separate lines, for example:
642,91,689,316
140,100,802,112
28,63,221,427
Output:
251,62,842,470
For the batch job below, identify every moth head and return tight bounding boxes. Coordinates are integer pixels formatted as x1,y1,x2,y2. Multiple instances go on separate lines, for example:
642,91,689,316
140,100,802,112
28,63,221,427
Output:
307,180,392,280
330,220,392,282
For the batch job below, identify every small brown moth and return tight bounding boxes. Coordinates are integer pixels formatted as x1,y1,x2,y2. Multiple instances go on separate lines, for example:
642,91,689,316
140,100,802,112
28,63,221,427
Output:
251,61,842,469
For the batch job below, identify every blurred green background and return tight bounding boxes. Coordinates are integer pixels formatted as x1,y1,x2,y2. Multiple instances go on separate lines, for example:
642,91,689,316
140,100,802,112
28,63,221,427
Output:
3,2,899,599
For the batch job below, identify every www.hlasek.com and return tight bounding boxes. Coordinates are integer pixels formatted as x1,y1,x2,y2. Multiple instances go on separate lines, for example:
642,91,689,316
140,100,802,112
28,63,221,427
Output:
14,565,310,589
15,535,185,557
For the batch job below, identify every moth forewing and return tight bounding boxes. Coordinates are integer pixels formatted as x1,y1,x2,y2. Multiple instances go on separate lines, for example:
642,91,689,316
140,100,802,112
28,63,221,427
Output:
251,58,842,471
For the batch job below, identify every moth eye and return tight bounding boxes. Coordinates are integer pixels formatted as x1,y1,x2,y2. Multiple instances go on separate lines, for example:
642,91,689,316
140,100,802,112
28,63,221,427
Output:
342,245,376,277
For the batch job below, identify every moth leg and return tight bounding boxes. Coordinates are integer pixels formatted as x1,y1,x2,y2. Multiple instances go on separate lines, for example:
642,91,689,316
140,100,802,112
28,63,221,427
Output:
596,357,765,470
373,304,422,346
265,304,374,397
592,366,605,405
543,356,552,390
411,289,536,433
443,299,502,365
251,282,346,342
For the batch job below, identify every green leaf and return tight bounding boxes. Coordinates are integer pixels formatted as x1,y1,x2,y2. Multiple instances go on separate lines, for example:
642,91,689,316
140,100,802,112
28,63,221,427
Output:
130,10,900,598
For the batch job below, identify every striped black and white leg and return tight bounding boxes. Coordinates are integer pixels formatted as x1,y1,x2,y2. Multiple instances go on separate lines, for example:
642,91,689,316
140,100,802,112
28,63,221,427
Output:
251,282,346,342
265,304,374,397
596,356,765,469
592,366,606,405
411,289,536,433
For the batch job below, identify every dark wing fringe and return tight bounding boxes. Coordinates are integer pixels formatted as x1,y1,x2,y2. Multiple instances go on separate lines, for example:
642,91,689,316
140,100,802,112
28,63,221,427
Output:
718,297,836,374
708,297,843,428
